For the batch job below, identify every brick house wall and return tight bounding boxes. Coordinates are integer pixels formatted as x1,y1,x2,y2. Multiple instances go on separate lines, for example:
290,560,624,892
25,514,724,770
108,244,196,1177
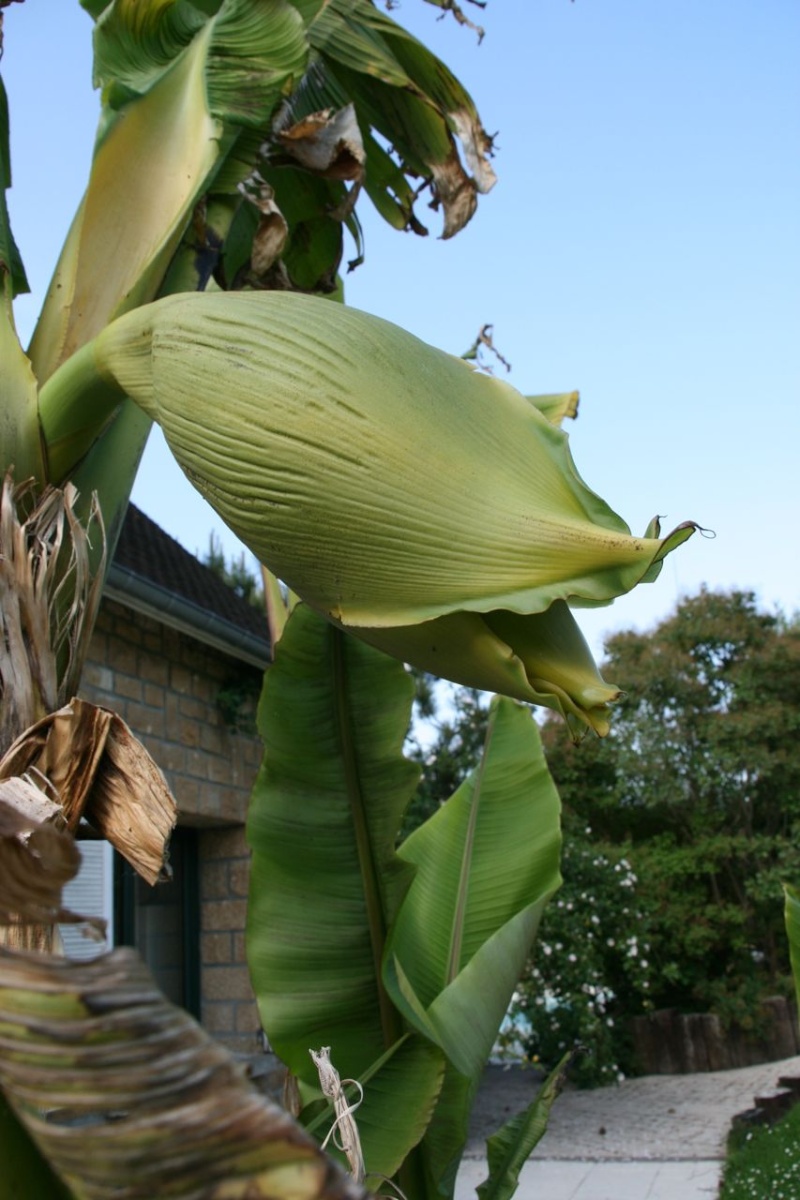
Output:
81,595,266,1054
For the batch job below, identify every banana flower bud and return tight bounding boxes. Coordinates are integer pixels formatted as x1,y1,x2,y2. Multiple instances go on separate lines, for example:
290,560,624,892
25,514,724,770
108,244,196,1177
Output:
41,292,696,733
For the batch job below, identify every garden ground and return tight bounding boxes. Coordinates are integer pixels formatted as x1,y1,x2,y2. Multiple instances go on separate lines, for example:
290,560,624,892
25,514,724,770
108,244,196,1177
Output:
457,1053,800,1198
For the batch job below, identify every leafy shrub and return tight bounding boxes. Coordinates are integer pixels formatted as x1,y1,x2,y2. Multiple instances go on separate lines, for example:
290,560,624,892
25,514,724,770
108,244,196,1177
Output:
501,817,654,1087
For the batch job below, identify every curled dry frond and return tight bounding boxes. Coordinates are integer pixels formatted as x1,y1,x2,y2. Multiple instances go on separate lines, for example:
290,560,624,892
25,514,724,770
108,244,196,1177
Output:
0,697,177,886
0,474,105,756
0,946,368,1200
0,780,93,936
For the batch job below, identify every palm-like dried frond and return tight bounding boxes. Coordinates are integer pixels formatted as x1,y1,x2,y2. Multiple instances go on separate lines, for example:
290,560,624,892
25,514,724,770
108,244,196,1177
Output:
0,474,105,756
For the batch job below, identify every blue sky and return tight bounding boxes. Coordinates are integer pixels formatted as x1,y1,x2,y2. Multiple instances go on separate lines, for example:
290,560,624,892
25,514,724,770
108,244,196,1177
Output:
3,1,798,657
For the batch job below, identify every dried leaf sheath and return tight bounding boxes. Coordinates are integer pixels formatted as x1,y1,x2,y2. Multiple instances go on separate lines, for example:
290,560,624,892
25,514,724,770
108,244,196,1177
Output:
0,947,368,1200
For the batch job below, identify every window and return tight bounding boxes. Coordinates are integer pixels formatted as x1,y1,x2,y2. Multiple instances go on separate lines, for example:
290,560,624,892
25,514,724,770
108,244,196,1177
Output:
115,827,201,1018
60,827,200,1020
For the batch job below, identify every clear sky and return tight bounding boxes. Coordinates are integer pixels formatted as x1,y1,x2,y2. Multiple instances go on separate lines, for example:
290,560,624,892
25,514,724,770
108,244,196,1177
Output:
3,1,798,658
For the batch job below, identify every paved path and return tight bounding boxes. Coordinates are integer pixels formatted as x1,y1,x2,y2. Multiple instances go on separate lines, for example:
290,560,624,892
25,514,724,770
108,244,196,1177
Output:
455,1053,800,1199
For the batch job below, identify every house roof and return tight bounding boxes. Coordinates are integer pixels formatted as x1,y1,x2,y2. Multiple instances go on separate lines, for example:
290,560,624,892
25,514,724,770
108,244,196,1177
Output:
105,505,271,669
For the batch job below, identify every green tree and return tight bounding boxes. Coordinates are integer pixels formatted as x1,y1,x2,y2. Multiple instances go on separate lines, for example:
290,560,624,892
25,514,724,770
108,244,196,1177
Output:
542,589,800,1027
204,530,265,608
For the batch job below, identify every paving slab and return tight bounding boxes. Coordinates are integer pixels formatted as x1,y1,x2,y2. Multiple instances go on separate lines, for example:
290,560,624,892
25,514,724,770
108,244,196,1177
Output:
455,1053,800,1198
456,1158,720,1200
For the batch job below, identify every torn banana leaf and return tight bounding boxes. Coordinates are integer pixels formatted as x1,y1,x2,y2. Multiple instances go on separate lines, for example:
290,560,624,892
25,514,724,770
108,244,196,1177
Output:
475,1052,573,1200
0,945,368,1200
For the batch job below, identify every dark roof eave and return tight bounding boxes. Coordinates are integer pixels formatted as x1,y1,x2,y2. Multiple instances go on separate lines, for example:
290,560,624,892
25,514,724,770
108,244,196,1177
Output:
105,563,271,671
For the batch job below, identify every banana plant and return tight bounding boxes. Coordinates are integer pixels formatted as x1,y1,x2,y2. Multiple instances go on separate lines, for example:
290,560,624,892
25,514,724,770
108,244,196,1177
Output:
246,601,566,1199
0,3,700,1197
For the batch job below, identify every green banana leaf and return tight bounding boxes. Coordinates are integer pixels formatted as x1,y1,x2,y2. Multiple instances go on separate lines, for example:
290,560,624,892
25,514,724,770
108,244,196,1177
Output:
0,74,27,296
784,884,800,1010
302,1035,446,1186
383,698,562,1197
476,1053,572,1200
246,603,445,1181
247,609,563,1197
247,602,420,1078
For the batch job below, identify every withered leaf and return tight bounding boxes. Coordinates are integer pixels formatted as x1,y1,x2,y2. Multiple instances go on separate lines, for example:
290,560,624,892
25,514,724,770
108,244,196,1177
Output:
0,783,94,931
276,105,365,183
0,946,368,1200
0,698,177,885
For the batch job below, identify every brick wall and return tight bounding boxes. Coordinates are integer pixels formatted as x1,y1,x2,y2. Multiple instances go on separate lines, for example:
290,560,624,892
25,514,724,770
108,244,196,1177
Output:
81,597,265,1052
198,826,263,1051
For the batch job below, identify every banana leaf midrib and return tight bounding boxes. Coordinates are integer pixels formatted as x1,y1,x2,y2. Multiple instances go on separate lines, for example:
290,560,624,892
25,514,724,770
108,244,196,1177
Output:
445,712,498,987
331,627,403,1051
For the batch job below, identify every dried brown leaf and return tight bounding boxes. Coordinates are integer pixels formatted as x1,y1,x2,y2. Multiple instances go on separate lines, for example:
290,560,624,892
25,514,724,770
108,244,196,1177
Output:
0,698,177,885
431,154,478,240
0,700,111,827
0,475,105,756
0,946,368,1200
89,709,177,885
0,783,94,931
277,106,365,183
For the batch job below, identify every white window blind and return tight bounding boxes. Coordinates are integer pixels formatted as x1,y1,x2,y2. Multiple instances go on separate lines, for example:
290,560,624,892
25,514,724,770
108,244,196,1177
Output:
59,840,114,960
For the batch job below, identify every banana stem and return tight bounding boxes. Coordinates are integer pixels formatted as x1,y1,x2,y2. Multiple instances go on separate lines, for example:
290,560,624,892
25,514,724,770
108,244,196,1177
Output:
37,340,127,486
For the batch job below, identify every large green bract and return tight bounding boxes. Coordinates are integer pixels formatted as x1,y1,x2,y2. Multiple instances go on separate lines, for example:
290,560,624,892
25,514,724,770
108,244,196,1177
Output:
40,288,695,733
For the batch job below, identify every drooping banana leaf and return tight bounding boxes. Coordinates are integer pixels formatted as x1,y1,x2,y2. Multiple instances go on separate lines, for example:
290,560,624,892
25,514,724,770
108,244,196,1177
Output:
475,1052,572,1200
246,602,445,1181
0,944,367,1200
383,698,562,1197
32,0,493,389
301,0,495,237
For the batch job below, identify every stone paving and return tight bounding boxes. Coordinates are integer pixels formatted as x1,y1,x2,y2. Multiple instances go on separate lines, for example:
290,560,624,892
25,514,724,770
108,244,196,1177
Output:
455,1054,800,1199
456,1157,721,1200
465,1053,800,1160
